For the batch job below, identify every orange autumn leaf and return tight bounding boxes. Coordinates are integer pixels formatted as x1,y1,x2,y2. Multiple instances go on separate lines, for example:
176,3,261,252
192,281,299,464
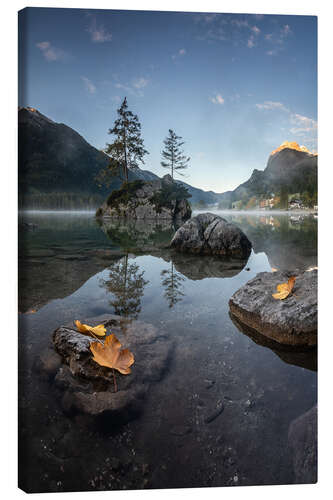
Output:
272,276,296,300
90,334,134,375
74,320,106,337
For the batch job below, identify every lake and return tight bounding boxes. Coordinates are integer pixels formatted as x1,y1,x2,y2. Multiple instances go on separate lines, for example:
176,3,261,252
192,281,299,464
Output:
18,211,317,492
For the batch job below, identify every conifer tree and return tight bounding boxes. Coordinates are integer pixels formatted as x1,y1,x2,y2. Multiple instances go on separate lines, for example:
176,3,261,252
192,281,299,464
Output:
161,129,190,179
104,97,149,184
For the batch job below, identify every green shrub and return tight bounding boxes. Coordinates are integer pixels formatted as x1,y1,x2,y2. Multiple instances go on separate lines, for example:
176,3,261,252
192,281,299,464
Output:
106,180,144,207
151,183,191,211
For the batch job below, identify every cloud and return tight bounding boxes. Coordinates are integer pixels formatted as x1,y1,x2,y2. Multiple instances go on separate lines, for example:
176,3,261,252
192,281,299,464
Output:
87,17,112,43
247,36,255,48
172,48,186,60
263,23,293,56
231,19,249,29
81,76,96,94
36,41,67,62
132,77,149,89
256,100,317,148
114,77,149,97
290,113,317,135
194,14,293,55
256,101,290,112
281,24,292,37
210,94,225,105
194,13,218,24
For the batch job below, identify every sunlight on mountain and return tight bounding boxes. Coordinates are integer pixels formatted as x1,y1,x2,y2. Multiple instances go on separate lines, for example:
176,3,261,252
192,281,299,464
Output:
270,141,317,157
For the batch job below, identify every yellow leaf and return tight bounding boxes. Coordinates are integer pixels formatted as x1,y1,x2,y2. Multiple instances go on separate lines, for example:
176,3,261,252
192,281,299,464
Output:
90,334,134,375
272,276,296,300
74,320,106,337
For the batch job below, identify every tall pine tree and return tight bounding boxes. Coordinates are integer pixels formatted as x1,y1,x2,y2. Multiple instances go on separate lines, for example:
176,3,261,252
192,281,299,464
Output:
161,129,190,180
104,97,149,184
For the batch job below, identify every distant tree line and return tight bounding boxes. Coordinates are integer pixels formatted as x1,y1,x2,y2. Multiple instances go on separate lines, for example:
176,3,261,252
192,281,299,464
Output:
19,192,104,210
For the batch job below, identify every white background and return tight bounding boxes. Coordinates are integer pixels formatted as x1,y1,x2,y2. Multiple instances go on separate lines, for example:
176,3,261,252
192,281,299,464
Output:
1,0,332,498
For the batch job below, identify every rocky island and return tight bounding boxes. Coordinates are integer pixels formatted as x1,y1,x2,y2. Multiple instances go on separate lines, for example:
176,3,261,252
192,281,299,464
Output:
96,174,192,222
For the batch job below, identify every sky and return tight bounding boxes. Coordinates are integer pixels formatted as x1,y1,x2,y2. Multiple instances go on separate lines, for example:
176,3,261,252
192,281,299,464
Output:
18,8,317,193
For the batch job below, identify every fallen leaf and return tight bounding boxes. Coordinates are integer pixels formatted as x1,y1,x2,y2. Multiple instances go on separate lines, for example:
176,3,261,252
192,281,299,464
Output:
75,320,106,337
272,276,296,300
271,267,278,273
90,334,134,374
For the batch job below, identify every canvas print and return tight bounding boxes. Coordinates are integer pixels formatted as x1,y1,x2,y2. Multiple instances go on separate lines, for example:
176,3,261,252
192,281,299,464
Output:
18,7,317,493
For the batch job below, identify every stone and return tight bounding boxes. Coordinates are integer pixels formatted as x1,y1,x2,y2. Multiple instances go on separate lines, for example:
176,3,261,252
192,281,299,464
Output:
229,269,317,346
204,401,224,423
288,406,317,483
96,175,191,222
52,314,173,419
170,213,252,258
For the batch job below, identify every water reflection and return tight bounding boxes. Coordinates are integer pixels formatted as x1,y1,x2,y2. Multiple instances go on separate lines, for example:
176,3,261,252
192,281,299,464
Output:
160,262,185,308
230,312,317,371
98,217,176,251
170,252,249,280
100,254,149,319
18,212,317,491
218,213,317,271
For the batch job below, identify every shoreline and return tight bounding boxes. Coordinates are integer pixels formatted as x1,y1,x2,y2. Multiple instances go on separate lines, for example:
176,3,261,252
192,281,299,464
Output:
19,209,318,216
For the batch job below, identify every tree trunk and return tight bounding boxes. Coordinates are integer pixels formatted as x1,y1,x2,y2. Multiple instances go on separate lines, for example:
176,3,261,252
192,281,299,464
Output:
123,127,128,184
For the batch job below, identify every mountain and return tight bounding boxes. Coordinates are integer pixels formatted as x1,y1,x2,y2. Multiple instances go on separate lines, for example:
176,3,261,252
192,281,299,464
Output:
18,107,222,208
218,141,318,207
18,108,316,210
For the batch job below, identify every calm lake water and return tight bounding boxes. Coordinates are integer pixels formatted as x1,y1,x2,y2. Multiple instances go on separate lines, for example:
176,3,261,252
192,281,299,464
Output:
18,211,317,492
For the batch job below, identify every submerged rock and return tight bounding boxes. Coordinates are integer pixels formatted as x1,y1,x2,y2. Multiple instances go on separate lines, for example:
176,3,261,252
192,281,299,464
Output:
170,213,252,258
229,269,317,346
96,175,191,222
288,405,317,483
52,314,173,419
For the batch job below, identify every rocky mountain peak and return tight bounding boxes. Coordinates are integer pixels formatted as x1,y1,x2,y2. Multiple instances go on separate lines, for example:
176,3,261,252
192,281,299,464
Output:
270,141,316,157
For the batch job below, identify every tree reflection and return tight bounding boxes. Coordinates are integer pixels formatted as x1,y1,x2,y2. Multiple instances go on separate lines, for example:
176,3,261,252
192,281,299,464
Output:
161,262,185,308
101,254,148,319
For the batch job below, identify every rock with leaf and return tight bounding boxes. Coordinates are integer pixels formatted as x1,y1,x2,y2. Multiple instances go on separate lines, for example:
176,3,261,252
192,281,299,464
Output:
229,269,317,346
52,314,173,419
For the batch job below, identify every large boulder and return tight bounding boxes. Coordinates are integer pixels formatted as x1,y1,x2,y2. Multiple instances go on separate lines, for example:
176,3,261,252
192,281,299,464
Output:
229,269,317,346
52,314,173,419
170,213,252,258
96,175,191,222
288,406,317,483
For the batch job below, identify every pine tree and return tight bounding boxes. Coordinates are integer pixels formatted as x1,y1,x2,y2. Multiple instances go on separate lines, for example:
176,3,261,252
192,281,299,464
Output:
161,129,190,179
104,97,149,184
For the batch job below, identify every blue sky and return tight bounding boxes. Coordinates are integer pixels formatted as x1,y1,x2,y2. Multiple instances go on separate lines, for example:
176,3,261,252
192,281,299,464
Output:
19,8,317,192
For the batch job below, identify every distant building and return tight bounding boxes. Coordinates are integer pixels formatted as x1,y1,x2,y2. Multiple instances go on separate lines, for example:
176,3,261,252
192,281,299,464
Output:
232,200,242,210
259,197,275,209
